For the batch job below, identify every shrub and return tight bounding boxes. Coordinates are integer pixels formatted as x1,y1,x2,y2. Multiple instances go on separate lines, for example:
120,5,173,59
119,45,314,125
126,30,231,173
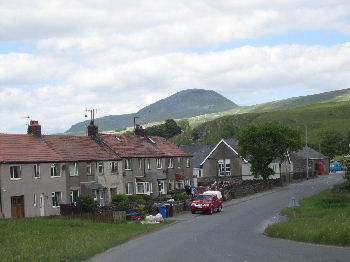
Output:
112,194,128,203
75,195,97,213
127,195,143,202
141,195,153,202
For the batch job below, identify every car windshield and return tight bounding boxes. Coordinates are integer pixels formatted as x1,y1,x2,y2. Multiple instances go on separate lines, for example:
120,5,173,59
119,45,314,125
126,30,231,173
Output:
196,195,212,201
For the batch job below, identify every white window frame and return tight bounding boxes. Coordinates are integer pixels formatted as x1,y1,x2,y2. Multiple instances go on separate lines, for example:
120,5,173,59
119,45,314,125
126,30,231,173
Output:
147,159,151,170
52,192,62,208
156,158,162,169
177,157,181,168
34,194,37,207
176,180,184,189
111,161,118,173
186,158,190,168
136,182,152,195
136,182,145,194
125,159,132,170
86,163,91,176
168,158,174,168
218,160,225,176
97,162,104,174
10,165,21,180
69,163,79,177
198,169,203,178
100,191,104,200
70,190,79,203
168,180,174,191
51,164,60,177
34,163,40,178
225,159,231,176
125,182,133,195
159,181,166,194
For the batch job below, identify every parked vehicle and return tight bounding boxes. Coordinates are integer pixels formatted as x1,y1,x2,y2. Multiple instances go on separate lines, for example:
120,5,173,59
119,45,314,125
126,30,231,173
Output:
330,161,342,172
191,191,223,214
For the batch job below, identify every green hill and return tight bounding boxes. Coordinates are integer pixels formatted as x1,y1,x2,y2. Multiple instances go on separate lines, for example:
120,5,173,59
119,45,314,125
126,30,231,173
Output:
171,101,350,148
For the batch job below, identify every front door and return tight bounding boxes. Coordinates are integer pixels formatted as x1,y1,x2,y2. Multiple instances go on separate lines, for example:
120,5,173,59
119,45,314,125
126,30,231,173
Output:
39,193,45,216
11,195,25,218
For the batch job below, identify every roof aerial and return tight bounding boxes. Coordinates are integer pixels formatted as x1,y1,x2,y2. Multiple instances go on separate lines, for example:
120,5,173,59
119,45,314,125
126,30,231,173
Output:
115,136,122,142
147,137,156,144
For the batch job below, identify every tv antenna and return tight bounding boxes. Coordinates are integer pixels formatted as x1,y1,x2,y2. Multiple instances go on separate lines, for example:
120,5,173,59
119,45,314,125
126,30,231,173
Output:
21,116,31,126
85,108,98,124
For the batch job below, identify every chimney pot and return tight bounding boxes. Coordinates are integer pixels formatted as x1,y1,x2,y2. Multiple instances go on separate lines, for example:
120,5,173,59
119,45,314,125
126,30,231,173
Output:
88,122,98,137
135,125,146,137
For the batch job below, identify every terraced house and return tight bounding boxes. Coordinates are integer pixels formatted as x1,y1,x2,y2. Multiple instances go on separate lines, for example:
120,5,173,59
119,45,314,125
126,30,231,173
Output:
0,121,121,218
99,125,193,197
0,121,193,218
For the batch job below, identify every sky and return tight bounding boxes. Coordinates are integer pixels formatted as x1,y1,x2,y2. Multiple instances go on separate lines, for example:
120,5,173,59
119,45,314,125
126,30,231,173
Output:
1,1,350,134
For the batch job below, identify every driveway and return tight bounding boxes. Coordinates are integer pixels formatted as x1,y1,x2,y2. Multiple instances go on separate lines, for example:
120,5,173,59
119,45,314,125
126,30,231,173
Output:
88,174,350,262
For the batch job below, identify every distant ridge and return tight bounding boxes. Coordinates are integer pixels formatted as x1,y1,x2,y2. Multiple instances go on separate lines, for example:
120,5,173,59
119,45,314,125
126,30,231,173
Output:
65,89,237,134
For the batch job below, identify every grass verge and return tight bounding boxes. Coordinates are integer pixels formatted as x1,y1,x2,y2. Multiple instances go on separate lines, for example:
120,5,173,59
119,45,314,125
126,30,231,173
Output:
0,217,173,262
265,183,350,246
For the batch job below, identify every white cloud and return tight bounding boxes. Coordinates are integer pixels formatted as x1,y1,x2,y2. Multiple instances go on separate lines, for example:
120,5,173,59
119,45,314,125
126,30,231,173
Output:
0,1,350,133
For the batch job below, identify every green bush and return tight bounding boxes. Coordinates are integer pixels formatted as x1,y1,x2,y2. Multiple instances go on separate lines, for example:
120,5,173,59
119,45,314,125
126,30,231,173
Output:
112,194,129,203
142,195,153,202
76,195,97,213
127,195,143,202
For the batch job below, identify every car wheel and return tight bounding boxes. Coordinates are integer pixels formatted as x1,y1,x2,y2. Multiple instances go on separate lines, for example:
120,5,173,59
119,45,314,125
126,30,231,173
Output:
217,205,222,212
191,210,196,214
209,206,214,215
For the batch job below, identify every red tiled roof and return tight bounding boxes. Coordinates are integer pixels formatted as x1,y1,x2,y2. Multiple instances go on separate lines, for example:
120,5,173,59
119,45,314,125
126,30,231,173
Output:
100,134,192,158
43,135,120,161
0,134,63,163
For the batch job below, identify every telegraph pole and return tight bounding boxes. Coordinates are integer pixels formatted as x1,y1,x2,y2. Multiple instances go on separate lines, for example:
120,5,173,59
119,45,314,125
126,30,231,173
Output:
306,124,309,179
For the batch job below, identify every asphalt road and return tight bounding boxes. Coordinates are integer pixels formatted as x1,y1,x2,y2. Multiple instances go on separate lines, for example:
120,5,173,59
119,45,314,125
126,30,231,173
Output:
89,174,350,262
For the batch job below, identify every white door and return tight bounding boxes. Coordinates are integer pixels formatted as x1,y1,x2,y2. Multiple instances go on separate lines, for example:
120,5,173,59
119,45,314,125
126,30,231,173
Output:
39,193,45,216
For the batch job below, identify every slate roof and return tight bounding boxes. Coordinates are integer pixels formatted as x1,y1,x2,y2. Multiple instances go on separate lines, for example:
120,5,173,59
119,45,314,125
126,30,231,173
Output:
43,135,120,162
0,134,63,163
292,146,328,160
180,144,215,168
100,134,192,158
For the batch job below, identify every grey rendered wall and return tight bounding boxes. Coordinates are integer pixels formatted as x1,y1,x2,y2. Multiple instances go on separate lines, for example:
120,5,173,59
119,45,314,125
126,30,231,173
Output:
0,163,67,218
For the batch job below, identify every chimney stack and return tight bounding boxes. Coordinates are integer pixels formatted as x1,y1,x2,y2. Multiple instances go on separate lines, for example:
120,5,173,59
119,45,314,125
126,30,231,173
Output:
135,124,146,137
87,121,98,137
27,120,41,137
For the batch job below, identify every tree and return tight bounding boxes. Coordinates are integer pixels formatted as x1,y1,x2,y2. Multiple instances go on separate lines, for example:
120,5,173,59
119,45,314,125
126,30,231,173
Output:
177,119,190,132
145,119,181,138
220,121,236,139
237,122,303,181
319,129,347,159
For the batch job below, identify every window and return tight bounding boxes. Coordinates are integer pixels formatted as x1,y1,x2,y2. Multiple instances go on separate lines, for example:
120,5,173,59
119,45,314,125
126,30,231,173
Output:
218,160,224,176
97,162,103,174
176,181,184,189
51,164,60,177
136,183,144,194
125,159,132,170
156,158,162,169
86,163,91,175
100,191,104,200
52,192,62,207
69,163,78,176
70,190,79,203
177,157,181,168
125,182,133,195
110,187,117,197
186,158,190,168
136,182,152,195
147,159,151,170
159,181,165,194
225,159,231,176
168,180,174,190
111,161,118,173
168,158,174,168
138,158,142,170
34,194,37,207
10,165,21,180
34,164,40,178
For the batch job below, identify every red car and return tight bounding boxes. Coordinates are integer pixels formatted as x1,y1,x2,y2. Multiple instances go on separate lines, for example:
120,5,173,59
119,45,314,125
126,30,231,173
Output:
191,191,223,214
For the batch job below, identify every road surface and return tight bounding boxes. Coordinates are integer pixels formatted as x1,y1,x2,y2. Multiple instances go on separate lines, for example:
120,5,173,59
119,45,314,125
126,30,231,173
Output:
89,174,350,262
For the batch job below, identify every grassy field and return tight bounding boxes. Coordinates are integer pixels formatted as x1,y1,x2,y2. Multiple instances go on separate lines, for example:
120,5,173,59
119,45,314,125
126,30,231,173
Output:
171,101,350,146
0,217,172,262
265,184,350,246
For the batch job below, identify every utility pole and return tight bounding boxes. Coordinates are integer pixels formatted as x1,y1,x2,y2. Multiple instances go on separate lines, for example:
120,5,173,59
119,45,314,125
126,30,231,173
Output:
133,116,139,130
306,124,309,179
